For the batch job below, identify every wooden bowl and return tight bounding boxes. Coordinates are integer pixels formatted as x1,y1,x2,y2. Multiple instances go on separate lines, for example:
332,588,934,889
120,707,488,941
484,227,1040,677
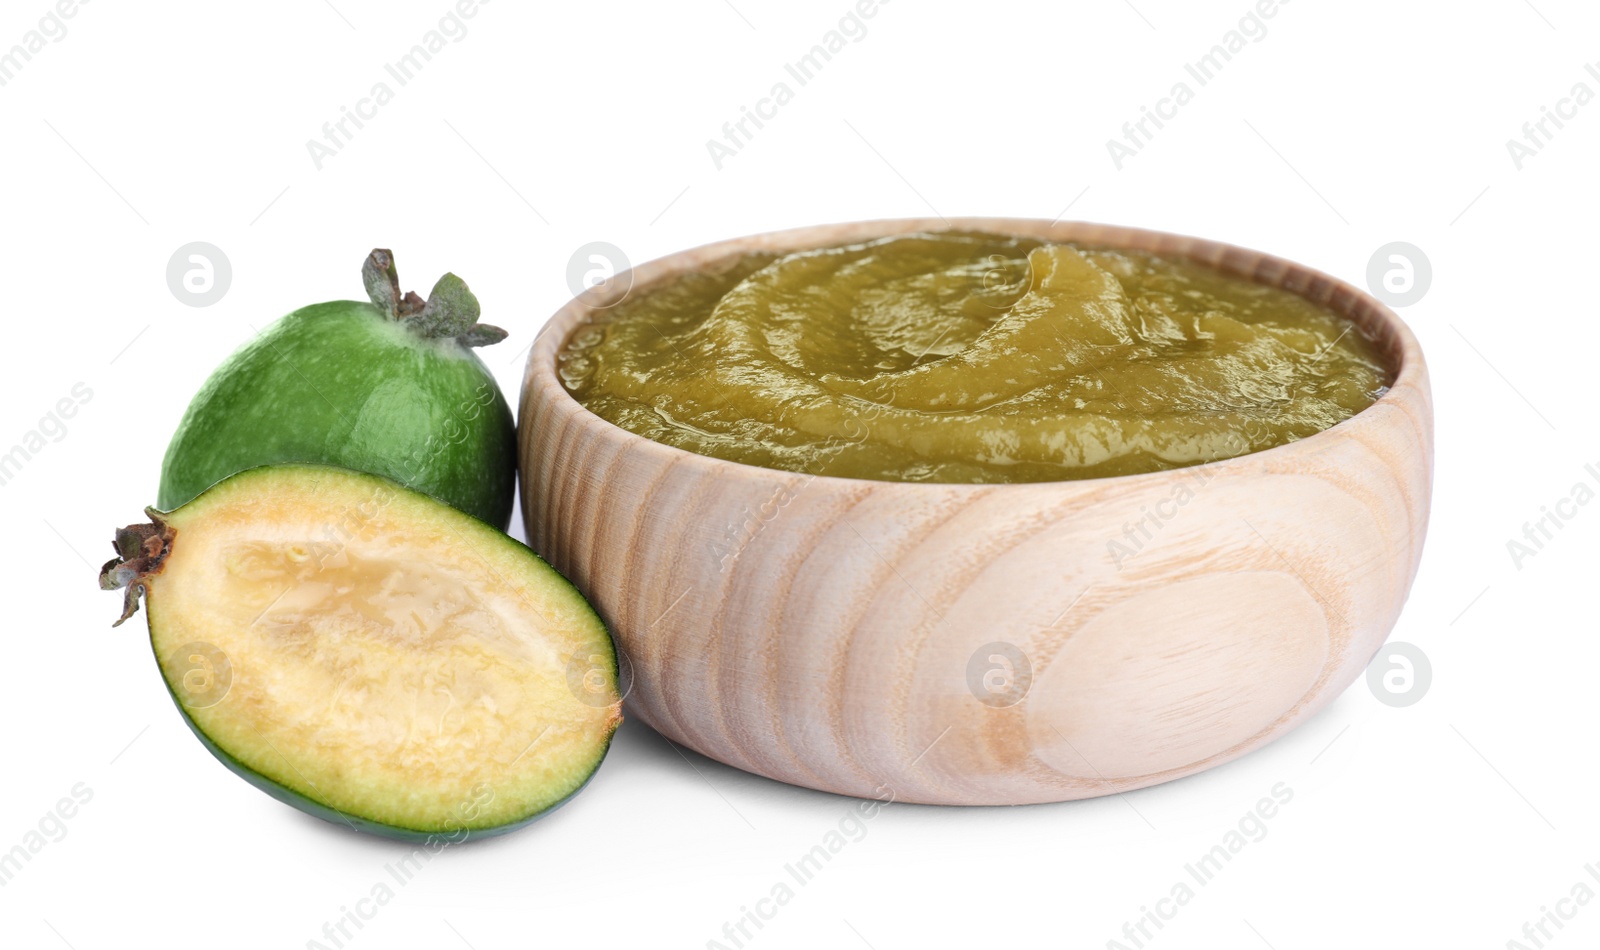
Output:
519,218,1432,806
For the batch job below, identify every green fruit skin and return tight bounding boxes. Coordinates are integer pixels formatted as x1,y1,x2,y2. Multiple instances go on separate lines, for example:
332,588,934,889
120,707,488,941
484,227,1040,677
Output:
158,301,516,529
165,685,608,842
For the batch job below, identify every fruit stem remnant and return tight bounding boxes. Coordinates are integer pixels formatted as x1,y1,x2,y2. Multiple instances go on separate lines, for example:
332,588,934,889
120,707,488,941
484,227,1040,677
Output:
361,249,508,348
98,511,176,627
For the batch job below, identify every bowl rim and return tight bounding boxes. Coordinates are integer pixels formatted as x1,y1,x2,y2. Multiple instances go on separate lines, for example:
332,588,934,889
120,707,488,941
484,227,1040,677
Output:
521,217,1428,492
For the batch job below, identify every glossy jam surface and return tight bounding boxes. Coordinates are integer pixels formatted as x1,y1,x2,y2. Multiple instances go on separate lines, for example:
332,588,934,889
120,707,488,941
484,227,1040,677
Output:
560,232,1391,483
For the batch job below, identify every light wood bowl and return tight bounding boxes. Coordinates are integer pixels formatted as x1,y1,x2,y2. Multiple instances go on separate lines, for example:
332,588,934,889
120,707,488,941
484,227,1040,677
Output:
519,218,1432,806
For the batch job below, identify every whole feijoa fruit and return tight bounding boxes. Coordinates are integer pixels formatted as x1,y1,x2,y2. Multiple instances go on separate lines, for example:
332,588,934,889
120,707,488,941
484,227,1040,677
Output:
158,250,516,528
101,464,623,840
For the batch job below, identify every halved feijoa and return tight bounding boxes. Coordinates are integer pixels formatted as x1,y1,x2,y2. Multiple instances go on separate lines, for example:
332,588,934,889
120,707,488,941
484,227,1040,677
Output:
100,464,622,840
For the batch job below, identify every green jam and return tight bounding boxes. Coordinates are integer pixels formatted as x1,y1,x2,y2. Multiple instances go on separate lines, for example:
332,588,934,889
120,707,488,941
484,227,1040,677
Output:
559,231,1391,483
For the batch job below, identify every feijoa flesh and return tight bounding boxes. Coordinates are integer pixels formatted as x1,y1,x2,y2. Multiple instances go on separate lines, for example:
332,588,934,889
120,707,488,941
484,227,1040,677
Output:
101,465,622,840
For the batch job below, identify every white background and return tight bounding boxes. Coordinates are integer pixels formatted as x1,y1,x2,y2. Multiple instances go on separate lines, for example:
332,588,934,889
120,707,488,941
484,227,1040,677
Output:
2,1,1595,948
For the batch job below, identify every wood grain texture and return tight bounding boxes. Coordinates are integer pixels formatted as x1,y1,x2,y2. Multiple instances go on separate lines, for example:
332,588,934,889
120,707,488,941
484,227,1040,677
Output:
519,218,1433,806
